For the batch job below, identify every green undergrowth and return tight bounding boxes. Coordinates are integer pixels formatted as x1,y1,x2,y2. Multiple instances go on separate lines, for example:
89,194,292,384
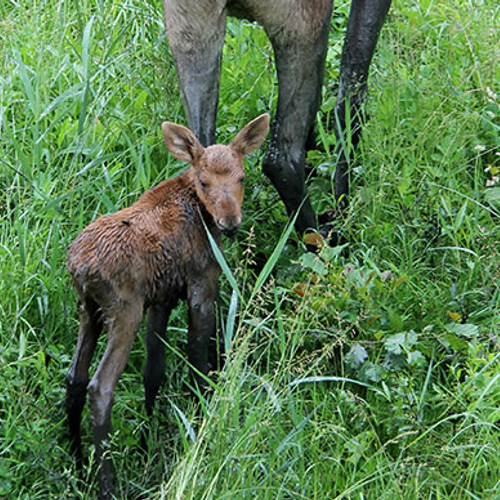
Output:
1,0,500,499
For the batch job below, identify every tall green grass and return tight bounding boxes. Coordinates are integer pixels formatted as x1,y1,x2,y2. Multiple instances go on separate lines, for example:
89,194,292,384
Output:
1,0,499,498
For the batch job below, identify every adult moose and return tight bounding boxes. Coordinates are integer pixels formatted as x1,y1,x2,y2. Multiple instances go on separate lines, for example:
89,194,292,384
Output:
164,0,392,236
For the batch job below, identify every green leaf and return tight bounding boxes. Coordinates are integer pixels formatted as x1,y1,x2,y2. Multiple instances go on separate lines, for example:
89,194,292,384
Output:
224,289,238,351
14,47,37,117
485,187,500,204
446,323,480,338
346,344,368,369
81,17,94,78
443,332,469,352
385,332,418,355
204,224,242,300
250,209,299,300
289,376,371,388
134,89,149,110
408,350,425,365
360,362,383,383
18,331,26,360
387,308,405,331
384,352,407,371
321,243,348,262
39,82,85,118
276,403,323,455
169,400,196,443
454,200,468,231
299,252,326,276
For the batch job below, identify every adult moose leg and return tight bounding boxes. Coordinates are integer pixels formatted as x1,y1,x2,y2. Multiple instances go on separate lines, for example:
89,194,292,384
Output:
334,0,392,214
66,298,102,470
87,300,143,500
261,2,333,236
163,0,227,146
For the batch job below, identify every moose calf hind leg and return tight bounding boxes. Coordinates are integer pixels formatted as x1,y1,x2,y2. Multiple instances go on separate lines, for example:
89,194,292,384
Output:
66,299,102,469
87,302,143,500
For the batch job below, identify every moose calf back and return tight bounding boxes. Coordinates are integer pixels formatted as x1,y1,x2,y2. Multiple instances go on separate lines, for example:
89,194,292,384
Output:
68,174,212,311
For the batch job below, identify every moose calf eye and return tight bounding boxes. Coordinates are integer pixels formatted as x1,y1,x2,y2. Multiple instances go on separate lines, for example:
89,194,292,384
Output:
239,177,245,185
200,180,208,189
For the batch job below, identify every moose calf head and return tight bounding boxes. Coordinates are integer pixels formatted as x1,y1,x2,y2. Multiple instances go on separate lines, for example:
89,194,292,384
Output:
162,113,270,236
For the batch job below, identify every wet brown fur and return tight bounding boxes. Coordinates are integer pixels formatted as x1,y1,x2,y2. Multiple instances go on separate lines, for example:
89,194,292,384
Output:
69,165,224,310
65,114,269,500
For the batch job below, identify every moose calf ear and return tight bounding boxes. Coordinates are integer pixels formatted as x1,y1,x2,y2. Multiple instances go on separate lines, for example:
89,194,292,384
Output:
162,122,204,164
230,113,270,156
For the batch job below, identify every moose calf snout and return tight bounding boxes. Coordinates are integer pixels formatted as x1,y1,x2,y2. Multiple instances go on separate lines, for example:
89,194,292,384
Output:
65,113,269,500
220,223,240,238
216,199,242,236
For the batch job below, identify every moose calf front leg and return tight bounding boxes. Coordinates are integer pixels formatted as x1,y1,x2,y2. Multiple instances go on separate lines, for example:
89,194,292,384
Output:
187,278,219,392
143,303,171,417
209,297,225,374
140,303,171,453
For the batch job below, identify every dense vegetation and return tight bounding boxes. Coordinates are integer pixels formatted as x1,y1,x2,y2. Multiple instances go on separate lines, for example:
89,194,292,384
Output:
1,0,499,498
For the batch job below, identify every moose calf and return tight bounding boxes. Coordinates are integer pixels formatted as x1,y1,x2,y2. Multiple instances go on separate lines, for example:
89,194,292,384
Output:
65,113,270,499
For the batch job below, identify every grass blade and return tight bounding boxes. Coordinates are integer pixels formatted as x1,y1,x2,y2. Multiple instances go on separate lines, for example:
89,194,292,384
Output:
170,400,197,443
14,47,37,117
224,289,238,352
203,219,242,300
249,207,300,301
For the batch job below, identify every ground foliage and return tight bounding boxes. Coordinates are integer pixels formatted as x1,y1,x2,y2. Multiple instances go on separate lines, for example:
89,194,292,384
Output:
1,0,500,498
